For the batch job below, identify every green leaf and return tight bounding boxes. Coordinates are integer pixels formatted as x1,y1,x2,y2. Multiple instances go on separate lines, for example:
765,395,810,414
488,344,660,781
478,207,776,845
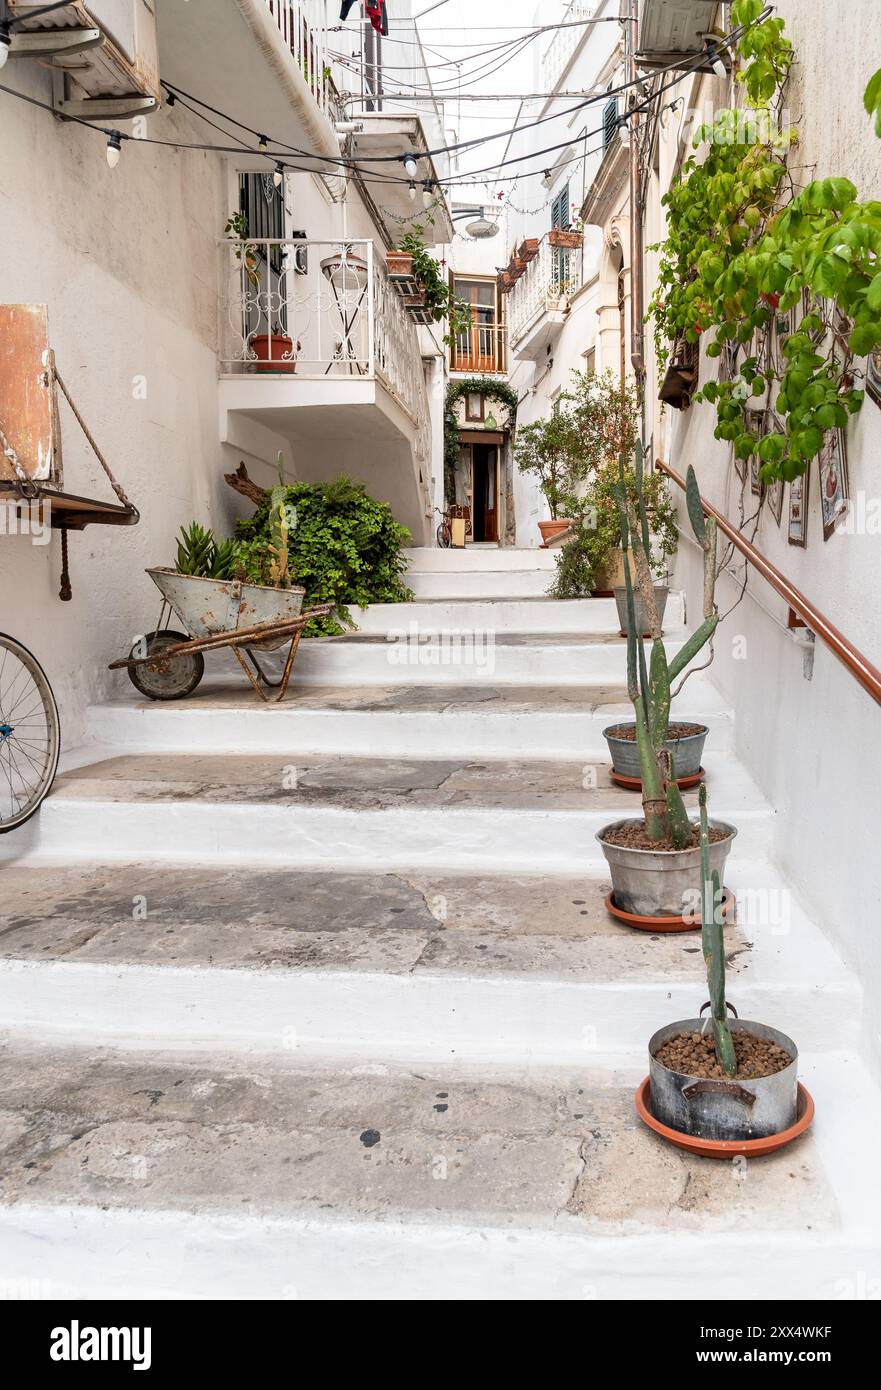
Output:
867,273,881,314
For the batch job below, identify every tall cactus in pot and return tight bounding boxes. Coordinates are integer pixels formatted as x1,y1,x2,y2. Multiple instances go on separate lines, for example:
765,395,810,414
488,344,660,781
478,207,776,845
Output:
700,783,737,1077
613,443,719,847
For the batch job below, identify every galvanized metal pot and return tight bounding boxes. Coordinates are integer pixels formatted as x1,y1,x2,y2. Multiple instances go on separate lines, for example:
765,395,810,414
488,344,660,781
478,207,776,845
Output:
603,721,708,780
649,1018,799,1141
613,584,668,636
597,818,736,917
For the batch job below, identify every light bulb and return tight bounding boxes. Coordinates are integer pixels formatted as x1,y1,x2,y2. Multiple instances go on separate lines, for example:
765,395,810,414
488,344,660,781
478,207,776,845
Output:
273,163,285,188
422,182,433,209
712,55,727,79
403,155,418,179
408,181,416,202
0,27,11,69
258,134,269,151
106,133,123,169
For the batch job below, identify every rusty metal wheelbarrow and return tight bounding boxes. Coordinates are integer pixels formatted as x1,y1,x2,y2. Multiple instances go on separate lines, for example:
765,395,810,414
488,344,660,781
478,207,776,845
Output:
109,567,334,703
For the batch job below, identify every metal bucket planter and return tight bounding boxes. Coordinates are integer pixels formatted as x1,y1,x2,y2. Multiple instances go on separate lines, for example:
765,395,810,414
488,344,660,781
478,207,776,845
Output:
603,722,708,780
147,569,305,652
648,1018,799,1142
597,818,736,918
613,584,668,636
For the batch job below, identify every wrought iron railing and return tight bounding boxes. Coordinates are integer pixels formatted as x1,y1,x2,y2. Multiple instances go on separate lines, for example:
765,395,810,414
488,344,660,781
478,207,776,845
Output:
219,238,429,430
541,1,599,91
507,234,583,343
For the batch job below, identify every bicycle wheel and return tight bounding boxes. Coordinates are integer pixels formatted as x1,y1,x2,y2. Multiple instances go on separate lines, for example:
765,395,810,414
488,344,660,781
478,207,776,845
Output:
436,520,452,547
0,633,61,834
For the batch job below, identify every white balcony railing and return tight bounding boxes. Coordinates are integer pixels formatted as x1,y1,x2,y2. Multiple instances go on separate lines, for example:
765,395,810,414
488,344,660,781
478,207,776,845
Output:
219,238,430,444
507,234,583,343
264,0,342,123
541,1,598,92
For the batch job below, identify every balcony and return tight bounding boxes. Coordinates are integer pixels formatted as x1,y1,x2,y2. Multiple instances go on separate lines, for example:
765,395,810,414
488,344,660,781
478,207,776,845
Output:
218,239,433,536
156,0,342,166
506,233,583,362
541,1,599,92
450,321,507,375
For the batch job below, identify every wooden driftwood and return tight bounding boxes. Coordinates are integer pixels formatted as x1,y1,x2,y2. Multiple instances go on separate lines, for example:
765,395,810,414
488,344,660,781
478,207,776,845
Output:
224,460,268,507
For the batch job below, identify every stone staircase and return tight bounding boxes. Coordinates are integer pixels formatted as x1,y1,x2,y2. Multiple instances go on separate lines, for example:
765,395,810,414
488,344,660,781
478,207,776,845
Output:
1,547,880,1299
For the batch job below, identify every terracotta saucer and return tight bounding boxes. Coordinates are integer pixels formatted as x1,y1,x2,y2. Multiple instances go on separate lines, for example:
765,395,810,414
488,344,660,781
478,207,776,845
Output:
609,767,705,792
635,1076,815,1158
604,889,734,933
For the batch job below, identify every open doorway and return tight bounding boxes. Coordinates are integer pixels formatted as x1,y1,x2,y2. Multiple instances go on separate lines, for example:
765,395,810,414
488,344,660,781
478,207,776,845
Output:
469,442,499,543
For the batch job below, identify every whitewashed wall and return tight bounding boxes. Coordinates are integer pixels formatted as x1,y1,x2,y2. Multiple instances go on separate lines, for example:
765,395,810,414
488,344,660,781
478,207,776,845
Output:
660,1,881,1076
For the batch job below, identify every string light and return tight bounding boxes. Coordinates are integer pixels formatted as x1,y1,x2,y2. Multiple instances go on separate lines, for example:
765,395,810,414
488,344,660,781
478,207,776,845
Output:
408,181,416,202
422,181,434,209
403,155,419,179
0,24,11,71
258,134,269,151
106,132,123,169
273,161,285,188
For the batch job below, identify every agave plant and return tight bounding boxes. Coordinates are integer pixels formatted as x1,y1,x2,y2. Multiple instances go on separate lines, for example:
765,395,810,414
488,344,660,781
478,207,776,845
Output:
175,523,238,581
613,442,720,847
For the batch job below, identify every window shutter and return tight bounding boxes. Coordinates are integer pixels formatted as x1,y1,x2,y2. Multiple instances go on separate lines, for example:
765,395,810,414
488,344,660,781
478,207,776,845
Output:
603,97,619,151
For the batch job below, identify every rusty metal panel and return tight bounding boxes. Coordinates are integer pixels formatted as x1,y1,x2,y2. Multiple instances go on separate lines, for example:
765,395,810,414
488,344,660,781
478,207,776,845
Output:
0,305,58,484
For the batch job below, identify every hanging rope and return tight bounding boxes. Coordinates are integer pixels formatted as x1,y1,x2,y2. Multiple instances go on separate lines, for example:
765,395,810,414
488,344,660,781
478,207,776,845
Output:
52,368,136,511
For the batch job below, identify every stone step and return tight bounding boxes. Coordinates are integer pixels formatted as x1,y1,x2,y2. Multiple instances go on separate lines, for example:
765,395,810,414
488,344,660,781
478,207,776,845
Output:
0,1041,878,1298
0,860,853,1059
193,628,693,688
86,679,736,758
351,593,686,636
402,547,556,572
406,570,555,599
0,751,773,870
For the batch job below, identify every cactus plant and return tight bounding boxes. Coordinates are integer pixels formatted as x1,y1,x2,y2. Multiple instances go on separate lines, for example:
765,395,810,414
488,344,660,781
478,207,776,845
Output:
612,442,719,847
265,452,296,589
700,783,737,1077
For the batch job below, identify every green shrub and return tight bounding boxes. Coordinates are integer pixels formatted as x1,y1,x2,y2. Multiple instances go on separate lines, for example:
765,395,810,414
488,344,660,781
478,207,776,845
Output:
235,475,412,634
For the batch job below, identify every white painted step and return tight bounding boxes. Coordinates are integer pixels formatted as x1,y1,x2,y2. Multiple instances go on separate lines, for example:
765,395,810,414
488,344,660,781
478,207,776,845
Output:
217,629,693,687
351,592,686,636
406,569,556,599
3,1045,872,1301
87,678,736,758
0,859,856,1059
403,546,555,572
0,1044,878,1298
0,751,774,870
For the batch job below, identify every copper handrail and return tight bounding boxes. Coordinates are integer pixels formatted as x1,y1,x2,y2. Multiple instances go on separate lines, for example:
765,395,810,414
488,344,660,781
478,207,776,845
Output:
656,457,881,709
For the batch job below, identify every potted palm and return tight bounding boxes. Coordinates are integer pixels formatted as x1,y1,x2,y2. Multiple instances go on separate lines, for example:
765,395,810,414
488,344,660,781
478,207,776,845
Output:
596,444,735,926
637,784,812,1153
514,412,576,545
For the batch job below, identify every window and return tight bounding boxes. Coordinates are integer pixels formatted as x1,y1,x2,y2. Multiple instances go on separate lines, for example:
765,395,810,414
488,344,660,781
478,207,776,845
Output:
551,182,571,231
239,172,286,274
603,97,619,151
465,392,484,422
450,276,505,373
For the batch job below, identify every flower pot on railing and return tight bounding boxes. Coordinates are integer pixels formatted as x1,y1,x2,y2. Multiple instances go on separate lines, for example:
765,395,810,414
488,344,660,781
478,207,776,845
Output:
548,228,583,249
249,333,298,374
518,238,539,263
497,271,514,294
386,251,413,278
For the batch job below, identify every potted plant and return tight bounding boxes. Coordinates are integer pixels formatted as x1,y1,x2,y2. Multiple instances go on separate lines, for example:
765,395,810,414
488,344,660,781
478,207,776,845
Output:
638,784,809,1151
249,324,300,374
514,411,577,545
548,227,583,250
596,444,735,925
393,233,471,341
518,238,539,263
387,248,414,279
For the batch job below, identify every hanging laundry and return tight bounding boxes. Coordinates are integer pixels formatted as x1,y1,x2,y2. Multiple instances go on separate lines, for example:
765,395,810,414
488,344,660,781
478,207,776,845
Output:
366,1,389,37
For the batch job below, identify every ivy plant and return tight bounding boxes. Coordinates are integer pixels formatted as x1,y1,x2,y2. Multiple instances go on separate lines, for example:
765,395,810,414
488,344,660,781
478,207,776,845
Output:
443,377,519,505
648,1,881,485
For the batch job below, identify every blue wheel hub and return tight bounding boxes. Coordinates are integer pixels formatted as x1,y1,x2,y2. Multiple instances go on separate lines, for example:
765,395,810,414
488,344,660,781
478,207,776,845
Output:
0,724,13,740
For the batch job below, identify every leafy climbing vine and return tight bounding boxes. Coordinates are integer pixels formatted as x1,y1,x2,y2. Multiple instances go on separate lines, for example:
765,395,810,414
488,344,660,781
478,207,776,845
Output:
443,377,519,505
648,0,881,485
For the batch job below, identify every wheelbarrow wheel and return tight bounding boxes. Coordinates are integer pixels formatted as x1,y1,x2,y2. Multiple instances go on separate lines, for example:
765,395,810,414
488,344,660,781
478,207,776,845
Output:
127,630,205,701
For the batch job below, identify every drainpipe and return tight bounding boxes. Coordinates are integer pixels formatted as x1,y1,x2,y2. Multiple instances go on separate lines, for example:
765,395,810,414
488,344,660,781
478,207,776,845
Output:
627,0,646,382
